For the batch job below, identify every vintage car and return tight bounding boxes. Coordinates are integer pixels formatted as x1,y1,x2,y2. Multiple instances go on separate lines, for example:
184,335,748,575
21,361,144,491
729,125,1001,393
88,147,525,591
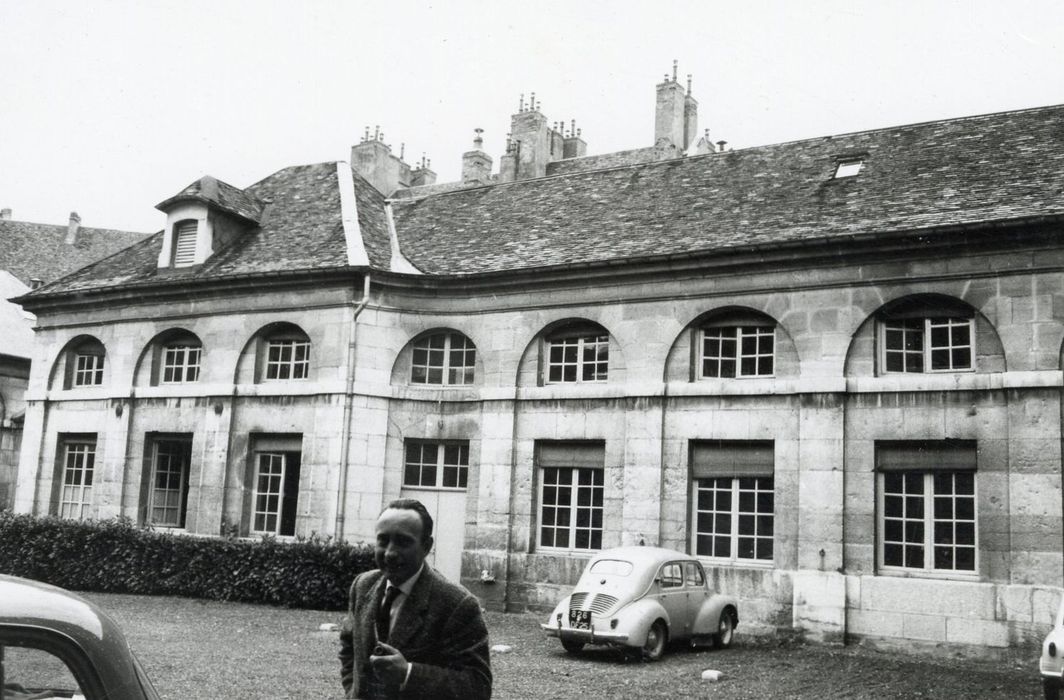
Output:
1041,597,1064,699
541,546,739,660
0,575,161,700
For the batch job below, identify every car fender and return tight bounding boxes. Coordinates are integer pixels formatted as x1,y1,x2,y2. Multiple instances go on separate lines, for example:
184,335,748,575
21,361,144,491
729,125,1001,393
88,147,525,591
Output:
612,597,671,645
692,593,738,636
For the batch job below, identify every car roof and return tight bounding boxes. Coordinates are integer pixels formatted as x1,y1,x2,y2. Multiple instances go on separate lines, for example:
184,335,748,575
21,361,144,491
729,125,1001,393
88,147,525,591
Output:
590,546,697,569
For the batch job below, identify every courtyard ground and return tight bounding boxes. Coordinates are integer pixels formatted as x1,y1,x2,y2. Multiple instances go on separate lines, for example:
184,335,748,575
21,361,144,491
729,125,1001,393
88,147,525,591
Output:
89,592,1042,699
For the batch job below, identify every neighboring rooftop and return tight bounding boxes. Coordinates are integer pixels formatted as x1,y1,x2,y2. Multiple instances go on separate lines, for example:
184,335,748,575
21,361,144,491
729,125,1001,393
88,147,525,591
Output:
0,209,151,287
0,271,33,360
20,101,1064,299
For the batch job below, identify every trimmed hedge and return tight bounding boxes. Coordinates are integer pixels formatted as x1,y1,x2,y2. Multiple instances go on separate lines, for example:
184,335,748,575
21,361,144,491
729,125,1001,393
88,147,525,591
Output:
0,512,375,610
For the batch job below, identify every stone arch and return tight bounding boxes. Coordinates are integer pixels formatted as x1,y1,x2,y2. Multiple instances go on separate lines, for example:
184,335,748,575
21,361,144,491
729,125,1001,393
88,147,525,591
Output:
132,327,204,387
234,321,312,385
515,317,624,388
390,327,482,386
664,305,798,382
48,334,107,390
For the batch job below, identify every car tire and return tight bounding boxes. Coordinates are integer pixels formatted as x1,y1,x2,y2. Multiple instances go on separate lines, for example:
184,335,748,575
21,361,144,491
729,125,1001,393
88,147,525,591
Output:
1045,677,1061,700
714,610,735,649
642,620,667,661
561,639,585,654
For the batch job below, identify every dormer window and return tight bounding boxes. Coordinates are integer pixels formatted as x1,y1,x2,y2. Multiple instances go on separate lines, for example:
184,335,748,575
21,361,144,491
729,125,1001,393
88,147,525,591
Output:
834,159,864,179
172,220,198,267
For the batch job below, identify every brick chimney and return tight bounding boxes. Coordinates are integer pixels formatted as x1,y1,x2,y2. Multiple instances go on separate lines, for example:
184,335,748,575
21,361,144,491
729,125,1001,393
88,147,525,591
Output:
65,211,81,245
509,93,550,180
0,208,11,220
462,129,493,183
654,61,686,151
351,126,413,195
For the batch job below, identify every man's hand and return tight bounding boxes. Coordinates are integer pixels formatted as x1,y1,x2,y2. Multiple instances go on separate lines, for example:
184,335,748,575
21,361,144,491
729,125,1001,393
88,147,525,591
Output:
369,641,410,687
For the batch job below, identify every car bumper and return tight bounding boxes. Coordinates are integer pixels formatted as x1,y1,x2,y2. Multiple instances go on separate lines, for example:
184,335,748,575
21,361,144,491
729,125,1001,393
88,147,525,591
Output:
541,622,630,645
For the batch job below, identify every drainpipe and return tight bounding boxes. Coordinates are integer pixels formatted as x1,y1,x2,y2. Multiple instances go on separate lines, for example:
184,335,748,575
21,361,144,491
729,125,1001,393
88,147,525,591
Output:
334,273,371,537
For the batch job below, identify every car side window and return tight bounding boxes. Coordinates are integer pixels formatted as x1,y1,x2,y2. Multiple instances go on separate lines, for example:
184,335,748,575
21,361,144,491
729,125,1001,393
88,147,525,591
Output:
1,644,87,699
685,561,705,587
660,563,684,588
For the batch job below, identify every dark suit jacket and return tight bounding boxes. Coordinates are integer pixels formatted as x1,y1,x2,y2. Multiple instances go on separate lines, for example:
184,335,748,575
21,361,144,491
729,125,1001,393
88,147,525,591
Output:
339,567,492,699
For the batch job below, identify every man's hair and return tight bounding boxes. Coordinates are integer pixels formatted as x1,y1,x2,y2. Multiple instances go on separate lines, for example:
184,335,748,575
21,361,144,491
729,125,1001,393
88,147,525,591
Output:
383,498,434,543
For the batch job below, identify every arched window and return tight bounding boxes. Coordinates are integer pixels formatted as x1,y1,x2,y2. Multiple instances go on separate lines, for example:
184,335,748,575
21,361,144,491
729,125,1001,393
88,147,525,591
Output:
62,337,106,389
877,297,974,374
150,330,202,385
697,311,776,379
544,322,609,384
255,324,311,382
410,332,476,385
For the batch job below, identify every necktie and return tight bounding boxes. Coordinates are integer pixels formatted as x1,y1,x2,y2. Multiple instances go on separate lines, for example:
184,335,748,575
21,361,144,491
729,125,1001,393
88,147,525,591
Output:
376,584,401,644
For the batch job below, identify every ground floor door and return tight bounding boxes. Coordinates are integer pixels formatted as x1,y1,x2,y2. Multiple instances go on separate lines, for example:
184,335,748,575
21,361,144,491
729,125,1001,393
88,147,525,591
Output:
398,487,467,581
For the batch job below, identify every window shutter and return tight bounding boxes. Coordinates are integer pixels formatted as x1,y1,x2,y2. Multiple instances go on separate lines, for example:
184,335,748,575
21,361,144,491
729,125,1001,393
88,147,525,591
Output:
173,221,198,267
876,441,977,472
536,441,605,468
690,440,774,478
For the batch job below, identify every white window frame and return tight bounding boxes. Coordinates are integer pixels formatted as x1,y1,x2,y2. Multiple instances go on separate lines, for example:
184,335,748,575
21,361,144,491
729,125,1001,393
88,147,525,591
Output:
161,344,201,384
699,326,775,379
58,440,95,520
546,333,609,384
877,470,978,576
264,338,310,381
834,159,864,178
403,440,470,489
691,476,774,564
147,438,191,527
411,333,476,386
538,466,604,551
251,451,300,536
881,316,974,374
73,352,104,387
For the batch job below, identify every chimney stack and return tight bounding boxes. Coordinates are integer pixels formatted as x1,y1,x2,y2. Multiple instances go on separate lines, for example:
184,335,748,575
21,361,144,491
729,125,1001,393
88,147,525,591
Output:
351,127,413,195
563,121,587,159
508,92,550,180
654,61,687,153
65,211,81,245
461,128,493,184
683,74,698,150
0,208,10,220
410,154,437,187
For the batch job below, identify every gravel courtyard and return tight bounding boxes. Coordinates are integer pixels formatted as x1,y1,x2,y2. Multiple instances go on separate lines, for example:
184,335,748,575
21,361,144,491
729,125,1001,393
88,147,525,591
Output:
89,592,1042,699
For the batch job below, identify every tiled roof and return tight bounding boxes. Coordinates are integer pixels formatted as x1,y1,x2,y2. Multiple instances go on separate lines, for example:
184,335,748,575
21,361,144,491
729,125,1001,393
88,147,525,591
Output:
0,218,150,286
156,175,265,223
32,163,392,295
391,103,1064,274
22,103,1064,298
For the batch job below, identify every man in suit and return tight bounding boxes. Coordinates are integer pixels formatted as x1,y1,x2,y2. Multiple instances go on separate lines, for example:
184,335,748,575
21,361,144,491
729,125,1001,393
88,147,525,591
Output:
339,498,492,699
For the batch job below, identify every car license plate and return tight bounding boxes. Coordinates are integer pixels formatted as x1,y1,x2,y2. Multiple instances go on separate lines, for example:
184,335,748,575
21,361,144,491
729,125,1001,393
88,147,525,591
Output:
569,609,591,630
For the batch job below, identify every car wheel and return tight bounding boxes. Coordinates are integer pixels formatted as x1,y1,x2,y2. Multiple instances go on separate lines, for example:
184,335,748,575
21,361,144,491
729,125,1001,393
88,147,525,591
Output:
642,620,667,661
561,638,585,654
714,610,735,649
1045,677,1061,700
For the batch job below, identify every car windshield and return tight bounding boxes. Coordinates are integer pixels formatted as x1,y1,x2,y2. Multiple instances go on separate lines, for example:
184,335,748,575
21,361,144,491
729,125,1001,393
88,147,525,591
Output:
588,559,633,576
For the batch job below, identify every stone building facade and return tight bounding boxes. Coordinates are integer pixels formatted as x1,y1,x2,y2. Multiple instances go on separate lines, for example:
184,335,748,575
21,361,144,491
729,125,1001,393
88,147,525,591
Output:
12,75,1064,652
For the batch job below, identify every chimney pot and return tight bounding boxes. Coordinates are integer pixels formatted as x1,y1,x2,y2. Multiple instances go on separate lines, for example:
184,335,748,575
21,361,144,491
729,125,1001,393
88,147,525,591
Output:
0,207,10,220
30,278,42,289
65,211,81,245
717,140,727,152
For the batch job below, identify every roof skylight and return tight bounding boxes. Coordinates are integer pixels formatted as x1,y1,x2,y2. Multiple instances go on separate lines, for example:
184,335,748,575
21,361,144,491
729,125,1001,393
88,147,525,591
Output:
834,159,864,179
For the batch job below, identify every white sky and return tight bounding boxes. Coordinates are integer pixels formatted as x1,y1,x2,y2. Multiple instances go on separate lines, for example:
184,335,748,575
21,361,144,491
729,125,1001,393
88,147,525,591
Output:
1,0,1062,233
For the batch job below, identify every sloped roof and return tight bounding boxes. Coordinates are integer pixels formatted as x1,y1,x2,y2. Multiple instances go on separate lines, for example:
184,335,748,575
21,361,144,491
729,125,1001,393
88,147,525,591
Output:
32,163,392,295
156,175,265,223
0,218,150,286
21,103,1064,299
0,271,34,360
391,103,1064,274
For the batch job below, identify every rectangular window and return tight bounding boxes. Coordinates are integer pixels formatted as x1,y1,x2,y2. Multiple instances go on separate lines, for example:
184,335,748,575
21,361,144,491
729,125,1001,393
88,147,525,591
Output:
73,353,104,386
264,339,310,381
58,438,96,520
877,441,977,574
251,443,302,536
537,441,605,551
147,437,192,527
162,345,201,383
883,317,973,373
690,441,774,563
173,221,198,267
547,334,608,383
411,333,476,385
403,440,469,489
700,326,774,378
